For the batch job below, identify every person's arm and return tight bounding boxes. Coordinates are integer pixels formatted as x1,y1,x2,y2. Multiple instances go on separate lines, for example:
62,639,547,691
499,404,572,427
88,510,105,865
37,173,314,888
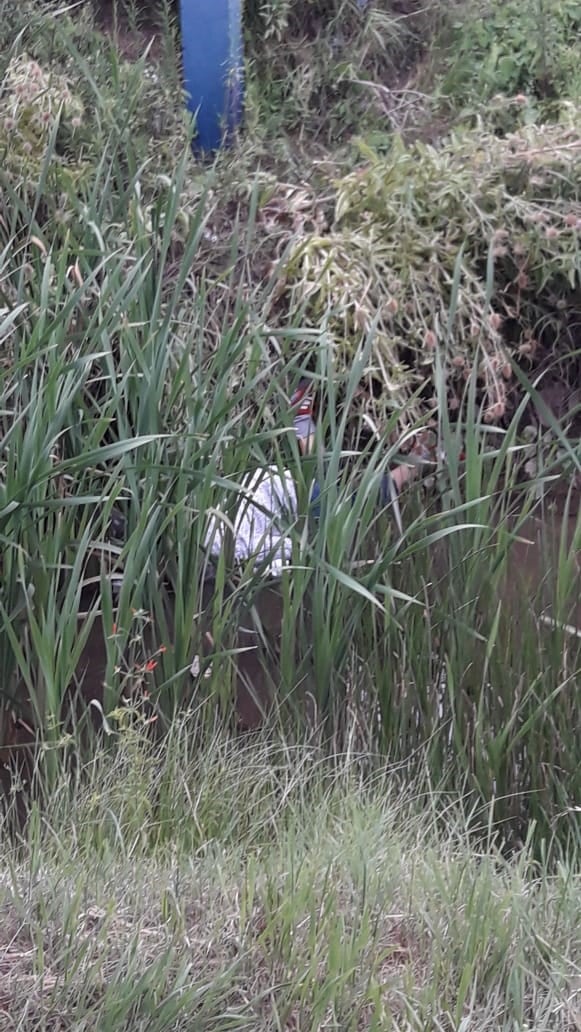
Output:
389,434,436,494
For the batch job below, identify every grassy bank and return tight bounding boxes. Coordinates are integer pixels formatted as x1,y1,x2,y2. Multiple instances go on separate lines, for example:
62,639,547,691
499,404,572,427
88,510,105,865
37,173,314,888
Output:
1,725,580,1030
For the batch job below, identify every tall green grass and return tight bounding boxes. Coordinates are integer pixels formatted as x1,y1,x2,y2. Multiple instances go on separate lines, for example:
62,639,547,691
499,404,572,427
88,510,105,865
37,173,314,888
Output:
0,6,579,856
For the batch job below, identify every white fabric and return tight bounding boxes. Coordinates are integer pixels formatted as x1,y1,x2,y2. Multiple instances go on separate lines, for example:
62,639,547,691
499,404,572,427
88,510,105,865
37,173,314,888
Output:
205,465,298,578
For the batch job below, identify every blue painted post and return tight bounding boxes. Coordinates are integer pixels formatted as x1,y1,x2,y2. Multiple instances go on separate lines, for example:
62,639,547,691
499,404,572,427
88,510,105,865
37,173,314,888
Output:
179,0,244,152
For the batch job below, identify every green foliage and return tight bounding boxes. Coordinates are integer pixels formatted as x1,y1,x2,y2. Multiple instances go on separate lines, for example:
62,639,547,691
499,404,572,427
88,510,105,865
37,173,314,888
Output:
0,1,579,859
244,0,444,140
0,53,84,179
1,730,580,1029
0,0,187,195
278,118,581,426
442,0,581,106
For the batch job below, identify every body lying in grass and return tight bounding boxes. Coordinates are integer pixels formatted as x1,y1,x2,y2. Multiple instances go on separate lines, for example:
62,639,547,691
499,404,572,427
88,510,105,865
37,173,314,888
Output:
9,382,432,741
191,379,434,724
203,376,427,576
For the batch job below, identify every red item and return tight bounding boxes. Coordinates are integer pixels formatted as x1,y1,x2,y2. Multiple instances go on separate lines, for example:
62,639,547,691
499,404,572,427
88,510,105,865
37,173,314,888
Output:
290,380,314,418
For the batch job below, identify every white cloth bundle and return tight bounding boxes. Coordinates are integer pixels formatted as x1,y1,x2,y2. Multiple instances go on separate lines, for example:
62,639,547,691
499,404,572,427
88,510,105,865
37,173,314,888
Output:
205,465,298,578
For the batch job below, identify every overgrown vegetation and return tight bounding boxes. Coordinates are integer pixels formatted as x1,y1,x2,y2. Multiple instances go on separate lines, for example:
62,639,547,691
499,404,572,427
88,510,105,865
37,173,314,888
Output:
279,119,581,424
0,2,579,1025
2,730,580,1029
244,0,444,141
441,0,581,109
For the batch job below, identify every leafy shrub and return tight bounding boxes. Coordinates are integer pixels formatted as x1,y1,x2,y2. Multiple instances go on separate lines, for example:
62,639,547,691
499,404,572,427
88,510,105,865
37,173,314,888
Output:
441,0,581,106
0,0,187,195
0,54,84,176
1,2,580,852
275,113,581,426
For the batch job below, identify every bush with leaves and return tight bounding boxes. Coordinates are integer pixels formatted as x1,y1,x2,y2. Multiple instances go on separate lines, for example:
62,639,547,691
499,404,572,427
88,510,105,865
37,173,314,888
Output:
0,0,187,201
441,0,581,108
275,111,581,427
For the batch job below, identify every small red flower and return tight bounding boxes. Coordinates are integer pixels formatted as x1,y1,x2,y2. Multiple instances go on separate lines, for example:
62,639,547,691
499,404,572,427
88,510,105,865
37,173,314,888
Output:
145,660,157,673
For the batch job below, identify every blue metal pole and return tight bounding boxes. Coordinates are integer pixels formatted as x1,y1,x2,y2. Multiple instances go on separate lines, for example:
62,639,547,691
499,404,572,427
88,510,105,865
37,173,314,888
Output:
179,0,244,152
